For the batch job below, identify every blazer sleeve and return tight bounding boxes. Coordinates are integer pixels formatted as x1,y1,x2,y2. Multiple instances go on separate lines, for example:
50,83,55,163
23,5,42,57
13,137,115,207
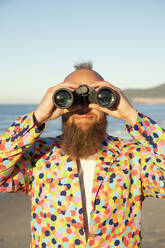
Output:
0,112,44,194
125,112,165,198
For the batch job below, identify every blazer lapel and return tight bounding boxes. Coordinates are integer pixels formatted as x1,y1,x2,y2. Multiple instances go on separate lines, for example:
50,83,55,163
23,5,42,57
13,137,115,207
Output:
58,149,82,208
52,141,84,223
91,135,120,210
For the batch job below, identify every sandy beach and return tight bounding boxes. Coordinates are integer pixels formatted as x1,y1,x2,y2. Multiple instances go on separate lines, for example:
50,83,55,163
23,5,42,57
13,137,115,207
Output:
0,193,165,248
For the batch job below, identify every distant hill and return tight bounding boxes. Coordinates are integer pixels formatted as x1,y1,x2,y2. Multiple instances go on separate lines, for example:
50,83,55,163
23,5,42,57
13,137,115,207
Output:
123,83,165,98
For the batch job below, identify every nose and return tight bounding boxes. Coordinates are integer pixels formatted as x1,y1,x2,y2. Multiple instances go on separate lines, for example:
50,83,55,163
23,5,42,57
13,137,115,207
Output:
79,98,91,113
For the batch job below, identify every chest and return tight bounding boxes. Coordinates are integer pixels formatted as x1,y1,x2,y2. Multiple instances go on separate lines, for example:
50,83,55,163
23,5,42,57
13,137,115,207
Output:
31,150,141,209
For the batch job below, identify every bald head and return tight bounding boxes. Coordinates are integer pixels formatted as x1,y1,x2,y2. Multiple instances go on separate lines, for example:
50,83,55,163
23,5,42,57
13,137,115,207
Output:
64,69,104,85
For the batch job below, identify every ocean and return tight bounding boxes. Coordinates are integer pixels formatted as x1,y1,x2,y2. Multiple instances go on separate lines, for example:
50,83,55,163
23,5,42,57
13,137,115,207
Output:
0,104,165,138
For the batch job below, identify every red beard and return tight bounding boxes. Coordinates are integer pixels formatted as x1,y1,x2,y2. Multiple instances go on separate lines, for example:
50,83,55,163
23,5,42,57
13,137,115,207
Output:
61,115,107,159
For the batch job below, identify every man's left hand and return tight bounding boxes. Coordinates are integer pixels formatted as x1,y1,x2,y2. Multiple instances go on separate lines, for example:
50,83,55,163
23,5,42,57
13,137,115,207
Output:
89,81,138,126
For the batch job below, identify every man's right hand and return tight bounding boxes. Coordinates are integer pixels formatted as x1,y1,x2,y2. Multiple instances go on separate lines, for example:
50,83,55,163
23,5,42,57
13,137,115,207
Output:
33,82,81,126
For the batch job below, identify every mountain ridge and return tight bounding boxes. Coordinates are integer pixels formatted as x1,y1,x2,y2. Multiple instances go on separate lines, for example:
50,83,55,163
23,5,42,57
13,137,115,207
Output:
123,83,165,99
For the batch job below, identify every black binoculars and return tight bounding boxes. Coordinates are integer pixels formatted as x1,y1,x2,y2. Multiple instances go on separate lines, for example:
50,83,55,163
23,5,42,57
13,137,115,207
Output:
52,85,117,109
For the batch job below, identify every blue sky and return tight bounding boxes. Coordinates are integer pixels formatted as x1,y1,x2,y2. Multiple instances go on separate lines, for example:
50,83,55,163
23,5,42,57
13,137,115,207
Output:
0,0,165,103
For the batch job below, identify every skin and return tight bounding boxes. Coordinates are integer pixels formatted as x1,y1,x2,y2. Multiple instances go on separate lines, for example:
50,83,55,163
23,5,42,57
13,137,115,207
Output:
34,69,138,129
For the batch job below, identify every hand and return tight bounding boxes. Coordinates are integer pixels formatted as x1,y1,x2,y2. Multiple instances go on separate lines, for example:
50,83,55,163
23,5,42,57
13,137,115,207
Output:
33,82,81,126
89,81,138,126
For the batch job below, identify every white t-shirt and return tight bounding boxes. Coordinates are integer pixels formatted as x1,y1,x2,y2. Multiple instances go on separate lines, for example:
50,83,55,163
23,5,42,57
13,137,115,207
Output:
77,154,97,238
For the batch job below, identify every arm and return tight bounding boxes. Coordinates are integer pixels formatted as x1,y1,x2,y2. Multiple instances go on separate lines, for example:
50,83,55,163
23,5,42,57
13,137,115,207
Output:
0,112,44,193
126,112,165,198
89,81,165,198
0,81,83,193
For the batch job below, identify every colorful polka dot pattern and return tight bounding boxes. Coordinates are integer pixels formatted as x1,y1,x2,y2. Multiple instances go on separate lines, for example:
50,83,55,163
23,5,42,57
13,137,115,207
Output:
0,112,165,248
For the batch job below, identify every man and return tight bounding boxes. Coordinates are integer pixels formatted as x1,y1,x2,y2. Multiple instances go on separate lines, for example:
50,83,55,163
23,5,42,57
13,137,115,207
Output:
0,62,165,248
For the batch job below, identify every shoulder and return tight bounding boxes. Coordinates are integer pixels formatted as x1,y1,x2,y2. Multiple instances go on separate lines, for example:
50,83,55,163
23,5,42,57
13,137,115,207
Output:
104,134,141,152
34,135,62,152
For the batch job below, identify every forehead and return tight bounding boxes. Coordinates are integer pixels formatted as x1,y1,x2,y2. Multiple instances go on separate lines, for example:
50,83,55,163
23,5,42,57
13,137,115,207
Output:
64,69,103,85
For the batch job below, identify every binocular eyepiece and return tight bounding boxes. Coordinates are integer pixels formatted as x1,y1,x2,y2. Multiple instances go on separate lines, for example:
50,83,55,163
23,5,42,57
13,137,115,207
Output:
52,85,117,109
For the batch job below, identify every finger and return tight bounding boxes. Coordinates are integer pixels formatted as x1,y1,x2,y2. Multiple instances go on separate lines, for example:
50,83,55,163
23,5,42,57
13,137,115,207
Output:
49,82,81,95
57,82,81,90
90,81,118,91
48,108,64,120
89,103,117,116
89,103,107,113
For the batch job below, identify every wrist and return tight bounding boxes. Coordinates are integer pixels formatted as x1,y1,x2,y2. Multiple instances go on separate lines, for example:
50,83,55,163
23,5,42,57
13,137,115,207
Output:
33,111,45,128
123,108,138,126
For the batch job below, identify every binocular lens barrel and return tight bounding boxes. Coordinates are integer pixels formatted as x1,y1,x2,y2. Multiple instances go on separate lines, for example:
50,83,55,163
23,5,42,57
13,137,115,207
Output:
97,88,115,107
53,89,73,108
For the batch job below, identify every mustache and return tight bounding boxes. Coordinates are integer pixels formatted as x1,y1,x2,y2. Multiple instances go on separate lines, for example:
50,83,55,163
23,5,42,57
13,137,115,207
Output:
62,108,94,122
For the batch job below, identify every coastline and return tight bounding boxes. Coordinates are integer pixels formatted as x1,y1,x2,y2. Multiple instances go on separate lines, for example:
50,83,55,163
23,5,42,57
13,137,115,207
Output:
131,98,165,104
